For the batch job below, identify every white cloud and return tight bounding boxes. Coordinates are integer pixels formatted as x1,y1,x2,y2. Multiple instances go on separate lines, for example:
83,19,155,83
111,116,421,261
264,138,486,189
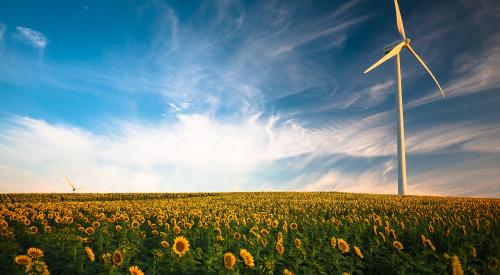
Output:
16,26,48,49
0,115,314,192
2,113,499,194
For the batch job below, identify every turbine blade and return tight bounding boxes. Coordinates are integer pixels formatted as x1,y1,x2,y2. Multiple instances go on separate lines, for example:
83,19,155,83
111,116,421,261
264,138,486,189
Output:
64,176,76,189
406,45,446,98
394,0,406,39
364,41,405,74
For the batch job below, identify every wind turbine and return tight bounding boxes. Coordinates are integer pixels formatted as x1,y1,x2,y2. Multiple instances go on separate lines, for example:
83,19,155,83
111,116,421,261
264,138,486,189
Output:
64,176,80,193
364,0,445,195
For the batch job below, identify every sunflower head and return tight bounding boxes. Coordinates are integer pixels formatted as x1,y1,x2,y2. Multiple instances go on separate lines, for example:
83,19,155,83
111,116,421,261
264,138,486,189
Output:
338,239,350,254
283,268,295,275
27,247,44,259
85,246,95,262
161,240,169,248
129,265,145,275
172,236,190,256
330,237,337,248
294,238,301,248
223,252,236,270
393,241,404,251
354,246,364,259
15,255,32,266
240,249,255,268
112,250,123,266
276,242,284,255
29,226,38,235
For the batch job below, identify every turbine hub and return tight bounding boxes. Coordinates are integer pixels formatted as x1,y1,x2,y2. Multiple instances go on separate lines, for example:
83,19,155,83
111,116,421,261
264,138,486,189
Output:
383,39,411,53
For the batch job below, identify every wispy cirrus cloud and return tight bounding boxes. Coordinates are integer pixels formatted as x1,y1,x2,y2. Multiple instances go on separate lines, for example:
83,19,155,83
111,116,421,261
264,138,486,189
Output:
16,26,48,49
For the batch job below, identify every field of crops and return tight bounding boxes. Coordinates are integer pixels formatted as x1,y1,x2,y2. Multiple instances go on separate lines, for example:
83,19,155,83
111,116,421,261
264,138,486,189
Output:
0,192,498,274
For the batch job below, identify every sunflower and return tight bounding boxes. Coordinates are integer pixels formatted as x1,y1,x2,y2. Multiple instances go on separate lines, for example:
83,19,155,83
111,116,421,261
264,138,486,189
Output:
330,237,337,248
428,225,435,233
29,226,38,235
277,232,283,243
102,253,112,265
393,241,404,251
451,255,464,275
85,227,95,236
131,220,140,229
283,268,294,275
294,238,301,248
129,265,145,275
290,223,298,230
92,221,100,228
161,240,169,248
233,232,241,240
223,252,236,270
15,255,32,266
260,229,269,237
112,250,123,266
85,246,95,262
240,249,255,268
44,226,52,233
172,236,190,256
27,247,44,259
116,225,122,232
276,241,284,255
30,260,49,274
173,225,181,234
354,246,364,259
338,239,350,254
272,220,279,228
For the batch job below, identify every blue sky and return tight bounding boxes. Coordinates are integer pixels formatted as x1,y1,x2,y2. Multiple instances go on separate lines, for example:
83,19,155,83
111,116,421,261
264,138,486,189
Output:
1,0,499,196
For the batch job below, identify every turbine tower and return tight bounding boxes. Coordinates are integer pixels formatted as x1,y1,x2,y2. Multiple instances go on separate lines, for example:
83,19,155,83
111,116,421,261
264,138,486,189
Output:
364,0,445,195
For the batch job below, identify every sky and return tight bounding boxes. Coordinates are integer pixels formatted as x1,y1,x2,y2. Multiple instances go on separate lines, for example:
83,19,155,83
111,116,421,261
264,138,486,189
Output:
0,0,499,197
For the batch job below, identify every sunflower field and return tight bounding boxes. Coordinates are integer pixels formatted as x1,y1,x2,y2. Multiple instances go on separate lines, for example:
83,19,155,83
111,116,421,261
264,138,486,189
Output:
0,192,498,274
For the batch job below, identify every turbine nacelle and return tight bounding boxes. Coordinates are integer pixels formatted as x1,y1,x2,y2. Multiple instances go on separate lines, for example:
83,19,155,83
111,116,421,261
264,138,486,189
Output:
384,39,411,54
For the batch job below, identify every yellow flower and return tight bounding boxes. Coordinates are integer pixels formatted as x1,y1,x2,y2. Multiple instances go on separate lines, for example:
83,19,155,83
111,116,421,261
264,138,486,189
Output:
393,241,404,251
272,220,279,228
112,250,123,266
233,232,241,240
85,227,95,235
240,249,255,268
173,225,181,234
330,237,337,248
290,223,298,230
116,225,122,232
451,255,464,275
276,242,284,255
223,252,236,270
338,239,350,254
283,268,294,275
27,247,44,259
101,253,112,265
131,220,140,229
294,238,301,248
15,255,32,266
30,260,49,274
354,246,364,259
172,236,190,256
85,246,95,262
161,240,169,248
29,226,38,235
129,265,145,275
